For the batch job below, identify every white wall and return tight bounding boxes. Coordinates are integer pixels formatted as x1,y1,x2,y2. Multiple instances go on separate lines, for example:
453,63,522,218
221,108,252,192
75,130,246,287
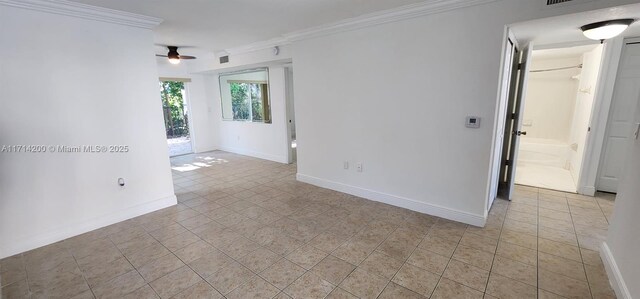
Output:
157,60,218,153
569,45,603,182
175,45,293,163
521,57,581,142
0,6,175,258
601,96,640,298
292,3,508,225
289,0,637,225
212,66,290,163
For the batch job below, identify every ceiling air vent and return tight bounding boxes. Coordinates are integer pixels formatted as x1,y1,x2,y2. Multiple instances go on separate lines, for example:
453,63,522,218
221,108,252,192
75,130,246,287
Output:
219,55,229,64
547,0,573,5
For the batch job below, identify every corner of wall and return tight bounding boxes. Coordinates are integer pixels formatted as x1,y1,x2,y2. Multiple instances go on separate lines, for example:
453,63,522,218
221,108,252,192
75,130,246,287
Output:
579,185,596,196
600,242,632,299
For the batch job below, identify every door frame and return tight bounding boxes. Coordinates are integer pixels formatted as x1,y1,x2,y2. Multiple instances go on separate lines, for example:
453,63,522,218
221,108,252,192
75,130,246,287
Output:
592,37,640,193
488,35,628,202
501,43,532,200
159,77,196,156
182,82,197,154
564,37,625,195
530,38,627,196
283,64,296,164
486,27,521,211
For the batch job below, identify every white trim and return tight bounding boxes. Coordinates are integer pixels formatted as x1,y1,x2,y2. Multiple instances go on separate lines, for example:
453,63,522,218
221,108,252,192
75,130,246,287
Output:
297,173,487,227
222,37,290,56
284,0,498,42
0,194,177,259
217,146,288,164
580,37,624,194
183,83,197,155
218,0,498,56
486,26,515,215
600,242,632,299
579,185,596,196
0,0,163,29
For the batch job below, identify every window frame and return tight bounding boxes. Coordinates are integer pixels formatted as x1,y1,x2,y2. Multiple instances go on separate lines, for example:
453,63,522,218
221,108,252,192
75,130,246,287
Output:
219,68,272,124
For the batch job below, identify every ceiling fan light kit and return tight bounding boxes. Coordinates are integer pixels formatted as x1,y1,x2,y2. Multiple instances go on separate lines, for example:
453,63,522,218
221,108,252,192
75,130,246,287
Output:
157,46,196,65
581,19,635,42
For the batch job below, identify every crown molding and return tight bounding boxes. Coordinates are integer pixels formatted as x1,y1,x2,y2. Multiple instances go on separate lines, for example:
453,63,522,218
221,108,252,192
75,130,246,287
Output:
284,0,498,41
0,0,163,29
219,0,497,56
222,37,291,56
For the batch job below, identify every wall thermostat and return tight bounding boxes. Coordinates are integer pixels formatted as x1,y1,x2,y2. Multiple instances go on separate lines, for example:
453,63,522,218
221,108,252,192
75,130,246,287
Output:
466,116,481,128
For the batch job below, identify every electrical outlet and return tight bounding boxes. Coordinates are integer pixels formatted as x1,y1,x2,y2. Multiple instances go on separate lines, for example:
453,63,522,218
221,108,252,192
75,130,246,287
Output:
356,163,363,172
343,161,349,170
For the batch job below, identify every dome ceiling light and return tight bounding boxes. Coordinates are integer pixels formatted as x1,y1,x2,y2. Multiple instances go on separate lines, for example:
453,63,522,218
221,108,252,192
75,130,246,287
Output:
581,19,635,43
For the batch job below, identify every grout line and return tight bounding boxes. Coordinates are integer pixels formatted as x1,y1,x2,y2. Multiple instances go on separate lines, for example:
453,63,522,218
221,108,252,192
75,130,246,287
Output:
536,188,540,299
68,246,97,299
558,190,595,299
482,194,509,297
108,231,162,298
21,253,33,298
566,202,595,299
19,154,610,299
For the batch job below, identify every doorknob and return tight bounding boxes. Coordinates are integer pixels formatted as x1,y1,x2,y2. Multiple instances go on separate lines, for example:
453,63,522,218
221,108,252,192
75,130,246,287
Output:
515,131,527,136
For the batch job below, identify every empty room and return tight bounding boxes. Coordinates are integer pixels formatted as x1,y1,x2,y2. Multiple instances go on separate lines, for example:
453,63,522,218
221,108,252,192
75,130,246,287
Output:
2,0,640,298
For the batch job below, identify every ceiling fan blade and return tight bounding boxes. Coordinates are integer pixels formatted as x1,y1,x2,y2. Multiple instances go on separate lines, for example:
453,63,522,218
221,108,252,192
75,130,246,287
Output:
179,55,197,60
156,54,168,57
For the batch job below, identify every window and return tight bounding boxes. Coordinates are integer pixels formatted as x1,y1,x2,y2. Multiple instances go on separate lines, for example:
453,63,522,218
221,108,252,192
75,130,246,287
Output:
220,69,271,123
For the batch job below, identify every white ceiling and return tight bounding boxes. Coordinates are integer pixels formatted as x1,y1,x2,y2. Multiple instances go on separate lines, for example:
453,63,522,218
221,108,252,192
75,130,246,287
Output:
69,0,425,56
511,3,640,46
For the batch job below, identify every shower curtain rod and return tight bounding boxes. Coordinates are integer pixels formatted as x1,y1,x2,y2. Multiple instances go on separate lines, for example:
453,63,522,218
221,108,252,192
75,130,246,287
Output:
530,64,583,73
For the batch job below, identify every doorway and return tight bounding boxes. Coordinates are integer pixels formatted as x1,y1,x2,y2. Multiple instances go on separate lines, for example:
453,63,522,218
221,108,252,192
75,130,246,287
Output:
515,44,604,193
160,80,193,157
597,39,640,193
285,65,297,163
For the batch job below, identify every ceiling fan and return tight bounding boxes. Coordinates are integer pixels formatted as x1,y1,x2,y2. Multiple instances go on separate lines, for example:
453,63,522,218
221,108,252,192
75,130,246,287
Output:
156,46,196,65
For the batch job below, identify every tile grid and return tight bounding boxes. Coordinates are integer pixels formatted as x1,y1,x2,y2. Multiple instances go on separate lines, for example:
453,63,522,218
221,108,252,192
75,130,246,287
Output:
483,206,507,298
566,193,593,299
0,151,617,299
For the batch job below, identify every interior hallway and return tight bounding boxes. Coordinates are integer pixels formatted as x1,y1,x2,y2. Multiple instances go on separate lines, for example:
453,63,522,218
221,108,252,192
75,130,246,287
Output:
0,151,616,298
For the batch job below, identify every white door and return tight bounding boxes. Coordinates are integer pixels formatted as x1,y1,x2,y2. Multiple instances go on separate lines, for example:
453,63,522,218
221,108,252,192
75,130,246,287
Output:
489,36,517,208
498,44,532,200
597,40,640,193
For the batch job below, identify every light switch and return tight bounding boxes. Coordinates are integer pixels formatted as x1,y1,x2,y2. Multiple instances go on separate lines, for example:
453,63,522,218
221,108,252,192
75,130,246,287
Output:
465,116,481,128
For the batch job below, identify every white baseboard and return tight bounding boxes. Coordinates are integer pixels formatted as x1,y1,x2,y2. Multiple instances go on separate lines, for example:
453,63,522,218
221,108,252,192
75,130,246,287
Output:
600,242,632,299
296,173,487,227
218,146,288,164
579,185,596,196
0,194,177,259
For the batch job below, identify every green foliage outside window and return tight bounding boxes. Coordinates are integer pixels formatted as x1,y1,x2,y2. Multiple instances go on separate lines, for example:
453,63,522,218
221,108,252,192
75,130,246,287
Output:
160,81,189,138
230,83,264,122
230,83,250,120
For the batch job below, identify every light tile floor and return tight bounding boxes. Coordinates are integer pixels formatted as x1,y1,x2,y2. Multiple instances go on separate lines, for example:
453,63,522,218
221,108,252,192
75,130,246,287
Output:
0,151,617,298
515,162,577,193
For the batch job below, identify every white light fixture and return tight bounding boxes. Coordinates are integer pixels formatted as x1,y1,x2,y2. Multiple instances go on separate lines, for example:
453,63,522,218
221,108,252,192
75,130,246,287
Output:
581,19,635,42
156,46,196,65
